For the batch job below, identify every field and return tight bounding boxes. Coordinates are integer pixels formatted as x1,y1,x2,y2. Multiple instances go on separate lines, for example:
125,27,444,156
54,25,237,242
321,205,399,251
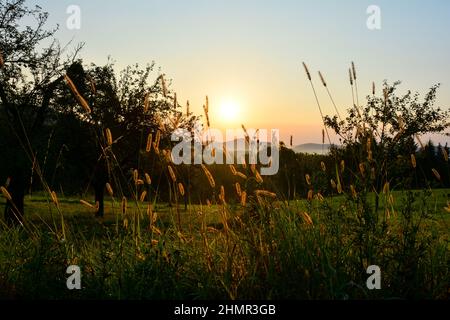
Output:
1,1,450,302
1,188,448,299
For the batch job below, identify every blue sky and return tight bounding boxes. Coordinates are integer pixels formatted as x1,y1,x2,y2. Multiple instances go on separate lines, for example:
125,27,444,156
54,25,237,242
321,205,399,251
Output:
33,0,450,144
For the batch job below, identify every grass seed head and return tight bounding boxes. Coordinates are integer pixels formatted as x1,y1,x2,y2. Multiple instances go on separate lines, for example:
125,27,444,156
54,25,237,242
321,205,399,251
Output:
145,173,152,185
50,191,59,206
240,191,247,206
235,182,242,196
105,128,113,146
236,172,247,180
432,168,441,181
64,74,91,114
302,62,311,81
173,92,177,109
80,199,95,209
139,190,147,202
444,202,450,213
0,186,12,201
164,149,173,163
146,133,153,152
351,61,356,80
203,105,210,128
255,170,263,184
219,185,226,203
255,190,276,198
305,174,311,186
151,225,162,235
411,154,417,168
178,183,185,196
106,183,114,197
330,179,337,189
318,71,327,87
155,130,161,147
168,165,177,182
301,212,313,226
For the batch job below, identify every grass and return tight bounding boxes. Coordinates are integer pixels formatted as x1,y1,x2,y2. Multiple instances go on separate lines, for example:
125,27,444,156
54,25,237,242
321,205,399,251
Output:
1,61,449,300
10,189,450,227
0,188,448,300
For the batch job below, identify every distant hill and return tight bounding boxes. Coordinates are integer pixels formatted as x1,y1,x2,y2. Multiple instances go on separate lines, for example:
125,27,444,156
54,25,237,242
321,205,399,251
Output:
293,143,331,154
201,140,331,155
207,139,272,152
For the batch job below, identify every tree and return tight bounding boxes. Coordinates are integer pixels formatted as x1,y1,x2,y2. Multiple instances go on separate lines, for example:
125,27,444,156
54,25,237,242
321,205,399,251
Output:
0,0,81,225
53,61,198,216
324,81,449,211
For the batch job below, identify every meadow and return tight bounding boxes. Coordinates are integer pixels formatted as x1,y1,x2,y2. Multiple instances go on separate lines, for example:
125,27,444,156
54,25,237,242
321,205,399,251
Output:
1,66,449,300
1,2,449,300
1,185,448,299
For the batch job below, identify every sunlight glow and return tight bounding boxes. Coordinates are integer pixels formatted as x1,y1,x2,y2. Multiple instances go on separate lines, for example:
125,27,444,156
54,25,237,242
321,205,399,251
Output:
219,99,240,123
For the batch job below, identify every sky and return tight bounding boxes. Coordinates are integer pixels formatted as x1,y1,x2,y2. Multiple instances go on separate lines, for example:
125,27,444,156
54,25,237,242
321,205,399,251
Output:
33,0,450,145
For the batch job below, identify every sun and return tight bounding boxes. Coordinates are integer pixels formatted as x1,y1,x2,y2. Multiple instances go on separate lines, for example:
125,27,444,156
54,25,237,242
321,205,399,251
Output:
219,99,240,123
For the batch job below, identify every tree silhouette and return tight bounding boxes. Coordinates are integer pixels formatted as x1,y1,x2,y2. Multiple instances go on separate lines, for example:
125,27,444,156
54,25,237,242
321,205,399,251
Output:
324,81,449,211
0,0,81,225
